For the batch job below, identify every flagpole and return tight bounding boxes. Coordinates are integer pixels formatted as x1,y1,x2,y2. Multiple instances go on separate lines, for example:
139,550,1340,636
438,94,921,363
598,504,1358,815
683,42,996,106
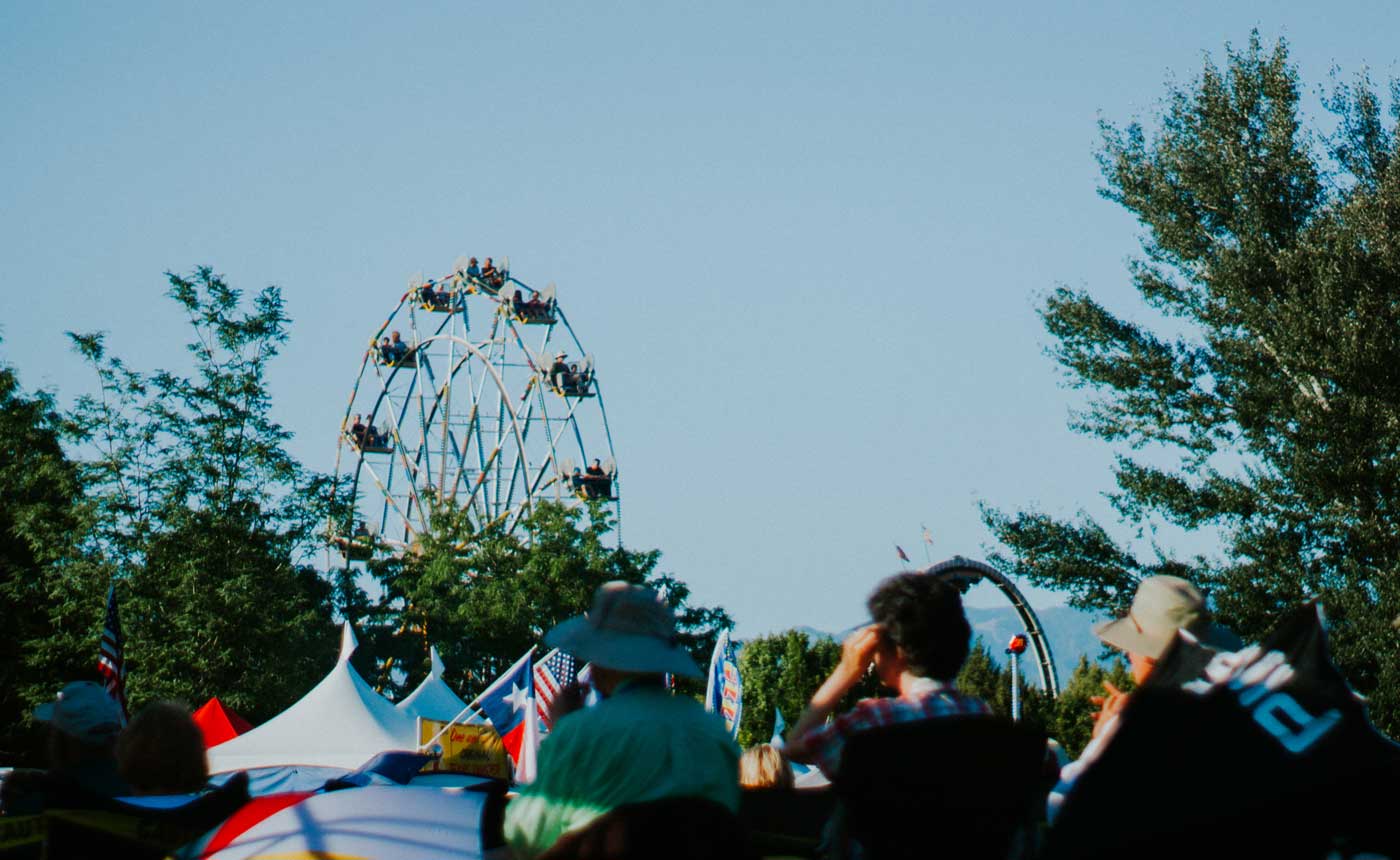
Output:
418,647,533,754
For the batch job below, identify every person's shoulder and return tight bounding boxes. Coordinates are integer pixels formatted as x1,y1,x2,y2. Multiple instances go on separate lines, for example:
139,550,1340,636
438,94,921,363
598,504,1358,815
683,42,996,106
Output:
826,696,891,734
550,699,613,738
844,696,894,718
936,688,992,713
666,692,729,726
614,689,730,733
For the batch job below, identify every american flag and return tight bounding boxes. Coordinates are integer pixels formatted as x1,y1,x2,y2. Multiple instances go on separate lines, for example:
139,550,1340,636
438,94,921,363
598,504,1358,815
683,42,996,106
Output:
97,583,129,723
533,648,578,730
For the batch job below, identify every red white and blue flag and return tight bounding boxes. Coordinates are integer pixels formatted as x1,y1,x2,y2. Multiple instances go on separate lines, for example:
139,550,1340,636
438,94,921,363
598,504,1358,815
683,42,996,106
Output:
97,583,129,723
533,648,578,730
477,649,540,782
896,545,910,563
704,629,742,739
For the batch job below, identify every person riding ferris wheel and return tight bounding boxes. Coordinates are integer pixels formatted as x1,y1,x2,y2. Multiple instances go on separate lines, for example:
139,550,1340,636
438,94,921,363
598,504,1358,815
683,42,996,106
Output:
328,255,620,562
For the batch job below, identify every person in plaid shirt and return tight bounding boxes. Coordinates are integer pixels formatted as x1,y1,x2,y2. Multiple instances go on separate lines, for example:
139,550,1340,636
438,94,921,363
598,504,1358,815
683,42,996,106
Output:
785,572,989,777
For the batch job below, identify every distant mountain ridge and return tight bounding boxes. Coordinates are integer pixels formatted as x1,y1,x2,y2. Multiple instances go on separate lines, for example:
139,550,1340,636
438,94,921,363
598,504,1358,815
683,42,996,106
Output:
965,604,1110,686
779,605,1110,690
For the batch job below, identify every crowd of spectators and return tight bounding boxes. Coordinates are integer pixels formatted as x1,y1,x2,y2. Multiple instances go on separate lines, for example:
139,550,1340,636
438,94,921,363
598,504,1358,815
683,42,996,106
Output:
503,573,1396,859
0,688,207,815
3,568,1393,859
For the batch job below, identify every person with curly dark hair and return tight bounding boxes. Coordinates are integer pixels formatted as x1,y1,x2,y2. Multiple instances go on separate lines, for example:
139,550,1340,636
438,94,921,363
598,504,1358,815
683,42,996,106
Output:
116,701,208,795
784,572,988,778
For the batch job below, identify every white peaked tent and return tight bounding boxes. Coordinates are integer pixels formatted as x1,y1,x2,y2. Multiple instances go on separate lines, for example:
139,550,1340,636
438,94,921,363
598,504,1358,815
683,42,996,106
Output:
208,623,419,773
396,646,470,722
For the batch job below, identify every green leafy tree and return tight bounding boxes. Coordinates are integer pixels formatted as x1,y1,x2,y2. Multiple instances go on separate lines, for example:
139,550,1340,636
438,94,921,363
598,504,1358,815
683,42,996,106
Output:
1044,655,1135,759
0,356,111,763
735,630,881,749
354,500,731,703
983,34,1400,734
954,640,1057,739
67,267,339,720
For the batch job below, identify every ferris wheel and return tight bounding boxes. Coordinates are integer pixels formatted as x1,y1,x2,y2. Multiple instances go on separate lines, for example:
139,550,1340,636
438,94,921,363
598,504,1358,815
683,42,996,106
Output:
328,257,619,561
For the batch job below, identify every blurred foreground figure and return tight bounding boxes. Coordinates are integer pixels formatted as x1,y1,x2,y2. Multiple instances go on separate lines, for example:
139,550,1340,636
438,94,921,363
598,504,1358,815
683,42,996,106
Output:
117,701,209,795
785,573,989,775
1049,575,1242,819
1045,604,1400,860
739,744,794,790
1087,575,1241,739
1,681,130,814
36,681,130,797
785,573,997,860
504,582,741,859
539,796,756,860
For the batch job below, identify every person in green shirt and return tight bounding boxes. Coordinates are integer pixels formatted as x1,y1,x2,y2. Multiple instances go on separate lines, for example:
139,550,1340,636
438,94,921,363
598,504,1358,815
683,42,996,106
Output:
503,582,741,859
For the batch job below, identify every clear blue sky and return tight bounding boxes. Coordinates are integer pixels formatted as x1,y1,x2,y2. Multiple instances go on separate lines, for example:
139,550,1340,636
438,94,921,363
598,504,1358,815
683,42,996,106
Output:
3,3,1396,637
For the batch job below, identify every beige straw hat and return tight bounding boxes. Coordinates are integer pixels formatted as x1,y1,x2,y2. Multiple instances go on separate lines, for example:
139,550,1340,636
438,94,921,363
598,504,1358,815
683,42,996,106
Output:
1094,575,1242,659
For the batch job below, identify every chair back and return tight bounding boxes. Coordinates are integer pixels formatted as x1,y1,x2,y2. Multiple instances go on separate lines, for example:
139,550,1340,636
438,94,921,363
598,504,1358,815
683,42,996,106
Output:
40,771,250,860
836,715,1049,860
738,786,835,858
539,795,756,860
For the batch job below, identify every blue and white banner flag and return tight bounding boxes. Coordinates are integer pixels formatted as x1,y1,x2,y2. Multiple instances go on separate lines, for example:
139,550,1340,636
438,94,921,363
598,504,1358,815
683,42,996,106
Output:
704,629,742,739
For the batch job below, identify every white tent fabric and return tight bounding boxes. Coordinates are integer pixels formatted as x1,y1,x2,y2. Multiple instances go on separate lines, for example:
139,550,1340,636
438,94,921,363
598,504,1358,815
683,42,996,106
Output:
396,646,470,722
208,623,419,773
200,785,490,860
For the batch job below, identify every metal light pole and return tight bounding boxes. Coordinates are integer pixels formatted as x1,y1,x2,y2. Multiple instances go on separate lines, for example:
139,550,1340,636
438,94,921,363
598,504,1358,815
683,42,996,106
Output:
1006,634,1028,722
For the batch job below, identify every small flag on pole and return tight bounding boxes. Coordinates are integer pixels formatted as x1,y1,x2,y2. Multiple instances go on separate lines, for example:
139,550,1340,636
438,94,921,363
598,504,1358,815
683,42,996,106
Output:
478,650,540,783
97,583,129,724
922,525,933,546
896,545,910,563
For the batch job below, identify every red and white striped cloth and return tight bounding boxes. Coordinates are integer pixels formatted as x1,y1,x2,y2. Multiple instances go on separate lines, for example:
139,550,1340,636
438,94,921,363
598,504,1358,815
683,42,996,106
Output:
97,583,129,723
533,648,579,730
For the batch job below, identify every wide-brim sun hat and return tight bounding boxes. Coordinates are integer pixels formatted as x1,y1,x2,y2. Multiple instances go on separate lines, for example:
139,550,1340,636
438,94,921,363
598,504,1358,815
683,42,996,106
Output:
1094,574,1242,659
34,680,123,744
546,581,702,678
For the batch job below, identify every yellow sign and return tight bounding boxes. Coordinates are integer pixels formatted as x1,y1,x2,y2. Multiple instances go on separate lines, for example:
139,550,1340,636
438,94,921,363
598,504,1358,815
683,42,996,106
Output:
418,718,511,779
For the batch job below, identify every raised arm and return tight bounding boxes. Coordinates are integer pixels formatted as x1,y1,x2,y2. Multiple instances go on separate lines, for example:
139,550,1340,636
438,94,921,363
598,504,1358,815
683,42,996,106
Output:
784,625,881,762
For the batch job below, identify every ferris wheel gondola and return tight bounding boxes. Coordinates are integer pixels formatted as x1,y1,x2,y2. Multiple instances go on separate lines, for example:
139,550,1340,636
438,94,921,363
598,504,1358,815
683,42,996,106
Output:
328,258,619,560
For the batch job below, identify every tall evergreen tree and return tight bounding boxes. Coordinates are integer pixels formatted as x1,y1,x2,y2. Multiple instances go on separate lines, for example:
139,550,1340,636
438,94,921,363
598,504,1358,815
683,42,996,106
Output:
1050,655,1135,759
983,34,1400,733
954,640,1051,735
